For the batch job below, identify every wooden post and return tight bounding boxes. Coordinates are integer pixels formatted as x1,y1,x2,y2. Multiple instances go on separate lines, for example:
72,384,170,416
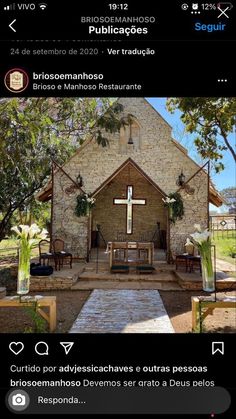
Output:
166,208,171,263
0,296,57,332
191,297,200,332
192,296,236,333
86,213,90,263
49,299,57,332
109,243,113,269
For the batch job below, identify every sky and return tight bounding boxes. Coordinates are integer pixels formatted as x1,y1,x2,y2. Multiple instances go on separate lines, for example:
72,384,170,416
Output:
146,98,235,211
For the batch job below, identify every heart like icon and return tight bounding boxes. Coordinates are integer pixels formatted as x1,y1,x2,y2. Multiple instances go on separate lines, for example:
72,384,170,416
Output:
9,341,24,355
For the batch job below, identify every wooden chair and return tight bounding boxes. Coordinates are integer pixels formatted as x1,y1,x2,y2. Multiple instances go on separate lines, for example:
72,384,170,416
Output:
175,254,188,272
53,239,72,270
189,256,202,274
110,242,129,273
136,242,154,264
136,242,149,263
38,240,58,270
116,232,126,241
112,241,128,262
136,242,155,274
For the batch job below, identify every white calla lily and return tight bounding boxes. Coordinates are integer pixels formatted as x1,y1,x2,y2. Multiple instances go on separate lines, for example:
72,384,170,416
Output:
19,225,30,238
162,196,176,205
11,226,21,236
29,223,41,238
39,228,48,240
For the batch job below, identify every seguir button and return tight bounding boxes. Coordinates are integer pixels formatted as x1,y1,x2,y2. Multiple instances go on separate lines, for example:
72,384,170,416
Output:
195,22,226,32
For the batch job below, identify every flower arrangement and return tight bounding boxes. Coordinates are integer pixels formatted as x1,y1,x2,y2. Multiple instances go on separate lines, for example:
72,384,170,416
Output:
75,193,96,217
162,192,184,223
162,196,176,205
11,224,48,295
190,224,215,292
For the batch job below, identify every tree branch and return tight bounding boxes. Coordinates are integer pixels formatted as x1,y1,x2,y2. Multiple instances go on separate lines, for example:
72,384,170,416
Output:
215,117,236,161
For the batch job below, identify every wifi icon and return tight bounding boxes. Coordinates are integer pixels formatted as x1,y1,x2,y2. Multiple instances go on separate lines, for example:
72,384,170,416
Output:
39,3,47,10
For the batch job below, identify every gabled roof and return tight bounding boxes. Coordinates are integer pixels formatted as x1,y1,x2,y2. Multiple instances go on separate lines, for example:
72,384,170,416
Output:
91,158,167,198
36,158,223,207
209,182,224,207
35,180,52,202
36,98,223,207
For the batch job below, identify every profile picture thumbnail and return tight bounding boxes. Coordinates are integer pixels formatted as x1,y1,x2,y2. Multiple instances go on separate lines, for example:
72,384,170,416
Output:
4,68,29,93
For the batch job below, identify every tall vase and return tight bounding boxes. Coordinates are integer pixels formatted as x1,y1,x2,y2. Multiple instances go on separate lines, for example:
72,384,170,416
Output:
200,246,215,292
169,206,173,222
17,242,31,295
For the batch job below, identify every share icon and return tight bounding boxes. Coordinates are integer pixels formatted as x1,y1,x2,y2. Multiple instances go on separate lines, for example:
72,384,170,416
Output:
60,342,74,355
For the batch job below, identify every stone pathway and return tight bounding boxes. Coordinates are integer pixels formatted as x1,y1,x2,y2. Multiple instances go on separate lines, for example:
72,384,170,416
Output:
69,289,175,333
216,258,235,273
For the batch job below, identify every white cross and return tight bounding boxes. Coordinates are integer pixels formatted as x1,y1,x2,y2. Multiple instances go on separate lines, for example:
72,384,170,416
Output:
114,185,146,234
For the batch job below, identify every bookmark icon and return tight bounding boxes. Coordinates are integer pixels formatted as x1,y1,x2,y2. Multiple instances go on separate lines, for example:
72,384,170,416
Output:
212,342,224,355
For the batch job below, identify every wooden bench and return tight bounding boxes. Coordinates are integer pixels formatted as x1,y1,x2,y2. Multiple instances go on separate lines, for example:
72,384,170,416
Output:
0,296,57,332
191,296,236,332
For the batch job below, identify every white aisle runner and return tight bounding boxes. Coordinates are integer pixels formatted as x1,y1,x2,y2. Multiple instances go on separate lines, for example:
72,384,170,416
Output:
70,289,175,333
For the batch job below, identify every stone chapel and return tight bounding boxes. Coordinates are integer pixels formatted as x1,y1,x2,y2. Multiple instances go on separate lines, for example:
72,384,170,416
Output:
37,98,222,261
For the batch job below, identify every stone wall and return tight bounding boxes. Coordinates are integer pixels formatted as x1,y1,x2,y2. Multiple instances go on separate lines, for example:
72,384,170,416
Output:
0,265,17,291
169,171,208,256
52,98,208,257
30,277,73,291
52,172,88,258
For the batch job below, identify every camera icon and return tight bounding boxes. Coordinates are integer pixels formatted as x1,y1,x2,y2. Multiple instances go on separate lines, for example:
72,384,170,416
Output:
12,393,26,406
7,389,30,411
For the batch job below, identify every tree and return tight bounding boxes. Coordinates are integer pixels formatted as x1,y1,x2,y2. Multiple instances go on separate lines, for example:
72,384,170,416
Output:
0,98,123,240
166,98,236,171
220,187,236,212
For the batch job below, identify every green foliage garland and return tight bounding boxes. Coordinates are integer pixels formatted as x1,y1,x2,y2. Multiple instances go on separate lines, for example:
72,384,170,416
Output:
75,193,96,217
168,192,184,223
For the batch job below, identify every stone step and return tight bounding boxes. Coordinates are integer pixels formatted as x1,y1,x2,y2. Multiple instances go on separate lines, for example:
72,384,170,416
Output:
176,271,236,290
0,287,7,299
71,280,182,291
79,272,176,282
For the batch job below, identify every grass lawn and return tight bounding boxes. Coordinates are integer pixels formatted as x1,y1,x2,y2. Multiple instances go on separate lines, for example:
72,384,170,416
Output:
0,237,39,260
212,230,236,265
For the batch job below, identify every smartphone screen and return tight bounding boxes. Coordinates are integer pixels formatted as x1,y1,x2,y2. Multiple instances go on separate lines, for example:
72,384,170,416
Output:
0,1,235,417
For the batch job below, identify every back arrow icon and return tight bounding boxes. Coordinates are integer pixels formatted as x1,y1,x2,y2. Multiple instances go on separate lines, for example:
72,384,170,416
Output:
9,19,16,32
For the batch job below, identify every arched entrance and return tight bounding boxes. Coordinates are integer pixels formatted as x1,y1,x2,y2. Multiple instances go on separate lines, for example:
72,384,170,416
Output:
89,159,168,260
